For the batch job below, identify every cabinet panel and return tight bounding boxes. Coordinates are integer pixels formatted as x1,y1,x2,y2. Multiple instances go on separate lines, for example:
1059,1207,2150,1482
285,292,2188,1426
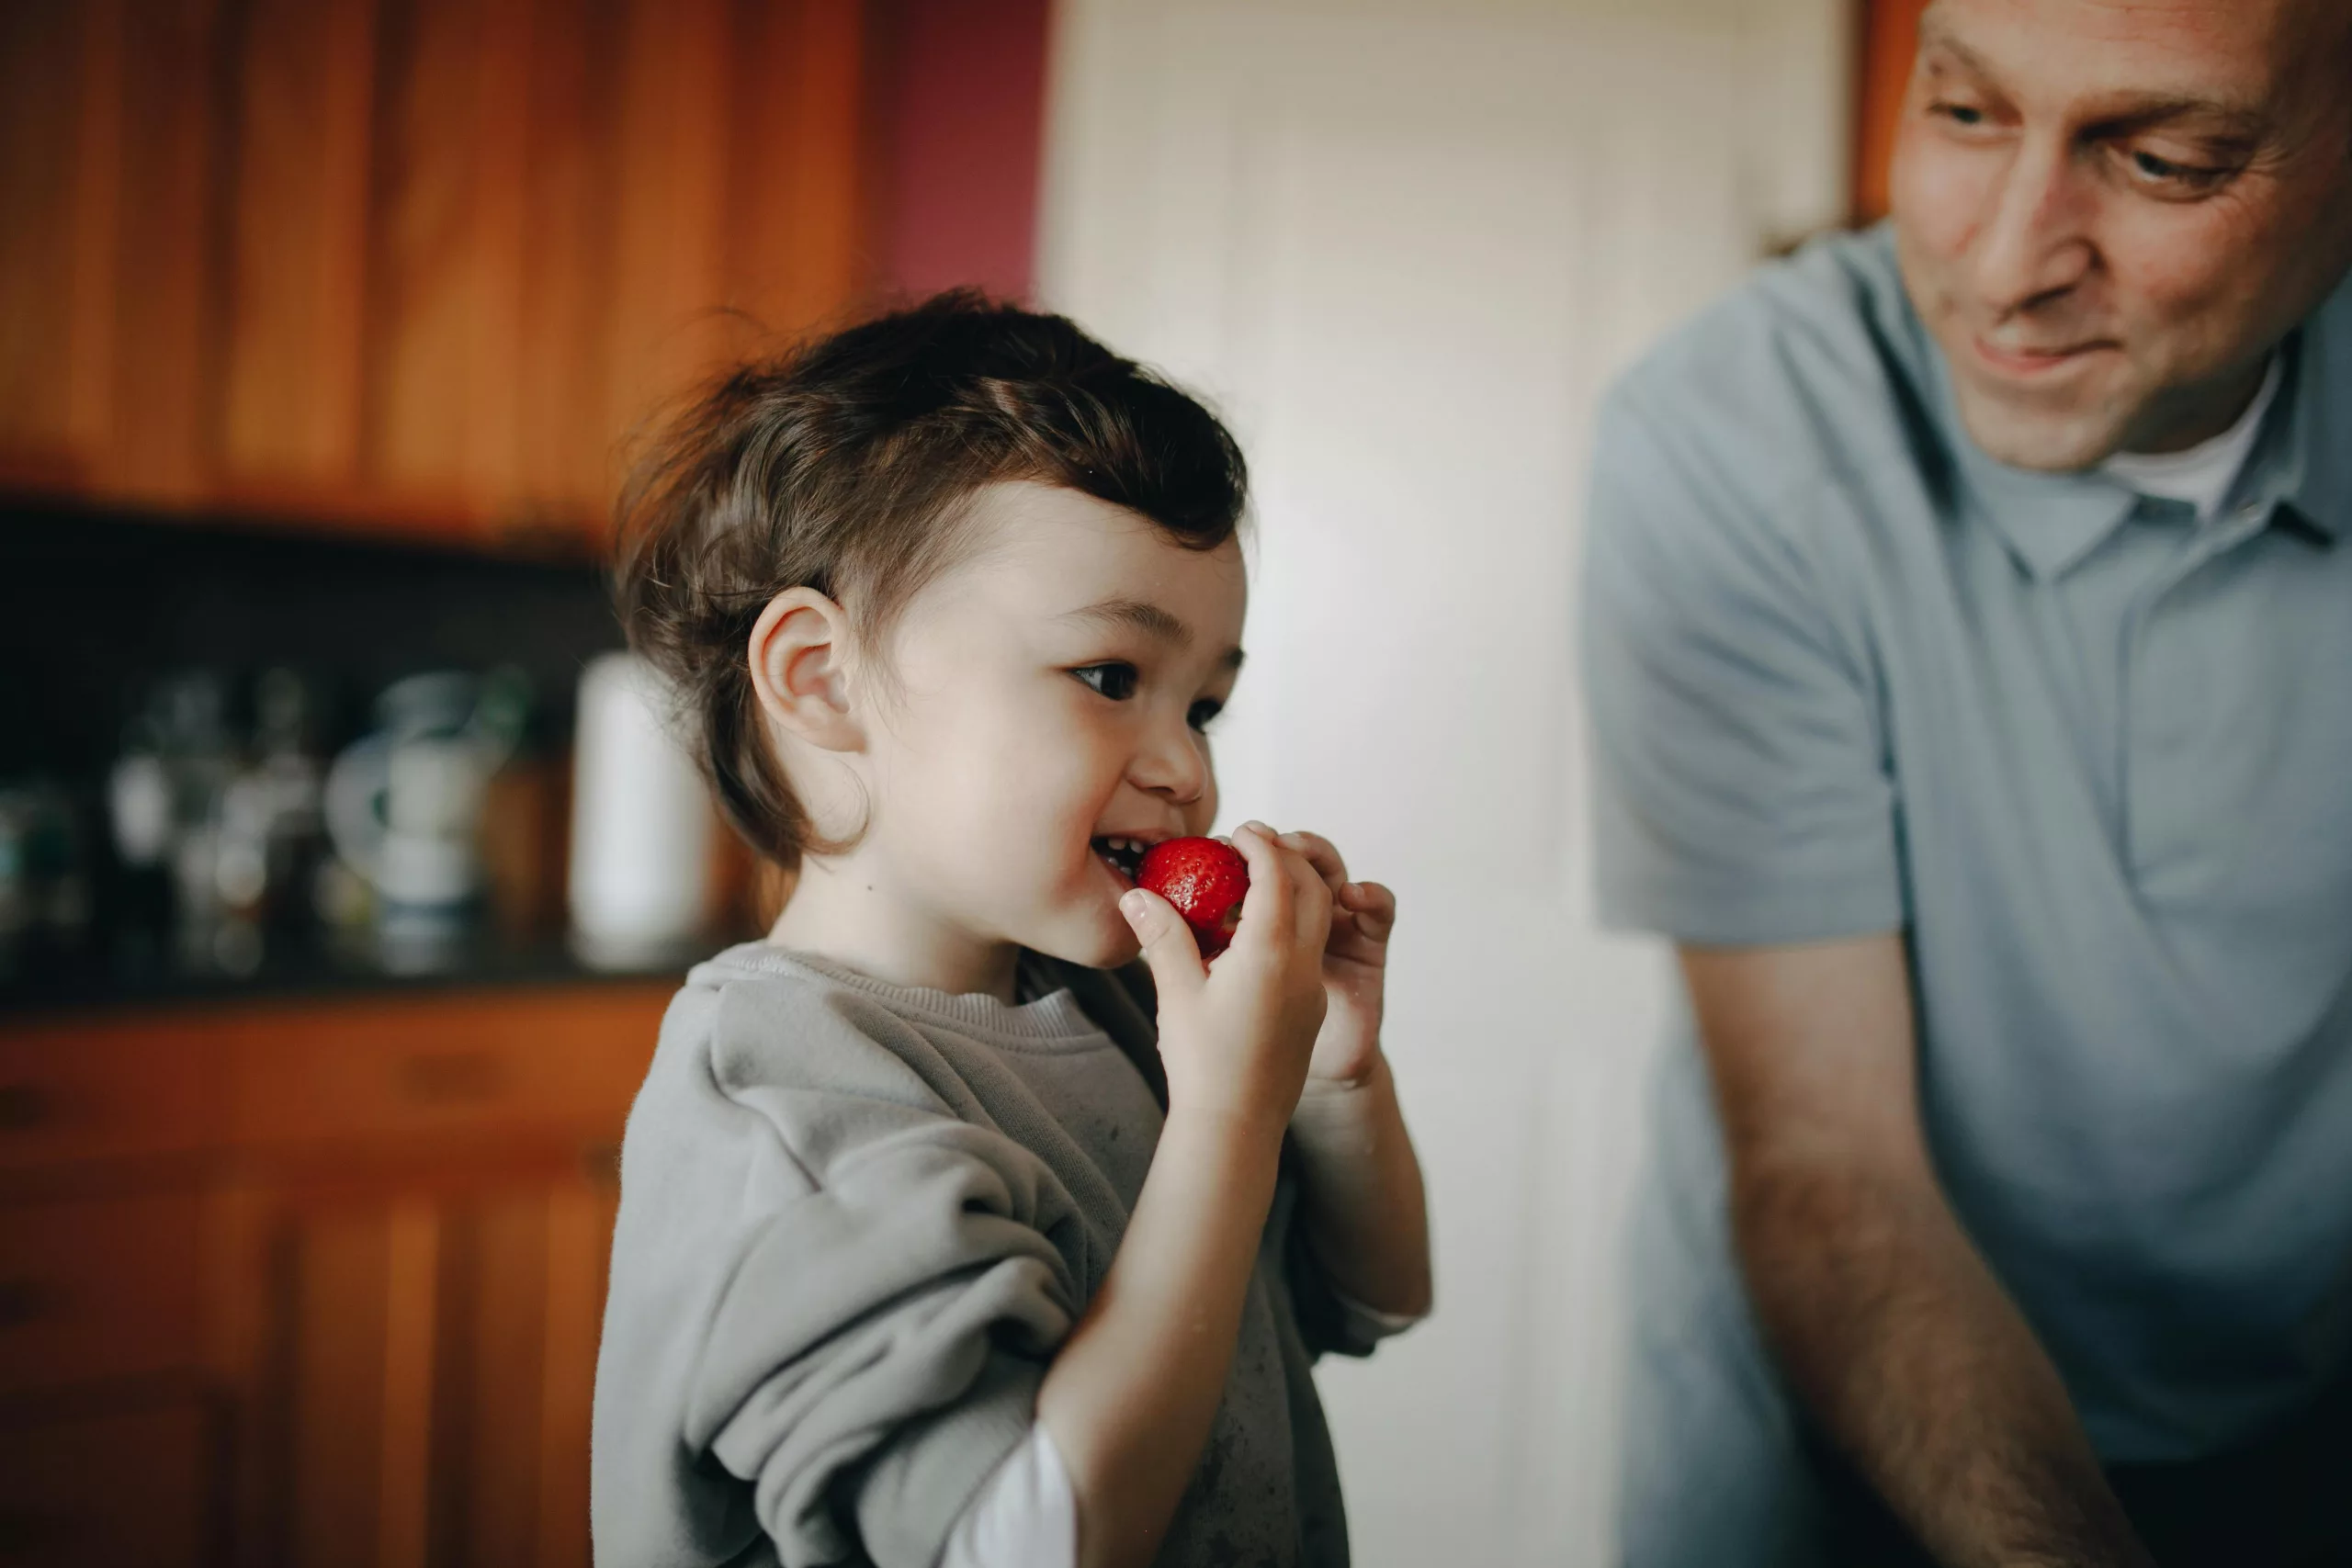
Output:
4,984,660,1565
274,1198,397,1568
364,0,534,512
0,0,232,507
0,1400,214,1568
602,0,734,455
218,0,379,489
226,987,665,1150
1854,0,1928,221
108,0,230,506
1,0,876,547
0,1188,206,1395
0,1018,230,1171
511,0,630,528
729,0,869,345
0,0,108,484
248,1164,618,1568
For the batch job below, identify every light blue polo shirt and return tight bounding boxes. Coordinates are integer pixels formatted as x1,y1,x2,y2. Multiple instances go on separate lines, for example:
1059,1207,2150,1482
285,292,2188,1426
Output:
1584,225,2352,1554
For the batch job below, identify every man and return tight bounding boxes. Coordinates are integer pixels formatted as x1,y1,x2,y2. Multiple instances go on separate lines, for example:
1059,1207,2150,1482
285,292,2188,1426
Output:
1582,1,2352,1563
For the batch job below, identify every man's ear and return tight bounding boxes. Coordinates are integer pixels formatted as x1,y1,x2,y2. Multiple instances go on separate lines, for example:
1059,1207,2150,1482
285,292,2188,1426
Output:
747,587,864,753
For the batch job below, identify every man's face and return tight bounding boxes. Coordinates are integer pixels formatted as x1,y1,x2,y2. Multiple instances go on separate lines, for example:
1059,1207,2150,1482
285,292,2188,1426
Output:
1891,0,2352,469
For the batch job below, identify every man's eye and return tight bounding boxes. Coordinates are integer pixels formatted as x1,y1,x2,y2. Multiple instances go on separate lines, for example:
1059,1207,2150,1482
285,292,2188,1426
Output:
2128,148,2224,190
1930,100,1987,128
1187,697,1225,732
1071,663,1139,701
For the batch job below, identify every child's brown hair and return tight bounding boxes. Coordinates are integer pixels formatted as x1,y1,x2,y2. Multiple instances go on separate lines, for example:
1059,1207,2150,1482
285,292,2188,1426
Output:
614,291,1250,870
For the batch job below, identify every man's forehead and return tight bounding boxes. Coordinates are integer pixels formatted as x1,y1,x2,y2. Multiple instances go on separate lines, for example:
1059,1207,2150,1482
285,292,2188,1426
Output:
1921,0,2304,96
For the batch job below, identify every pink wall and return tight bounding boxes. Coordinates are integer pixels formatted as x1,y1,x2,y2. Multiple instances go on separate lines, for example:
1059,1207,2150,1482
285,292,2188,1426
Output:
871,0,1054,302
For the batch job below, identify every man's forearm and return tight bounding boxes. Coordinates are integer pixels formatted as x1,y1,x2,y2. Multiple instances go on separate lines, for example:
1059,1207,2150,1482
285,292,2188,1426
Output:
1735,1168,2153,1568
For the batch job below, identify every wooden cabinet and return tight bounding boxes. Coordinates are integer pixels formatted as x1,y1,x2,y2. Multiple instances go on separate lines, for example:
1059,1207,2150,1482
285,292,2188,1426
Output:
1854,0,1930,222
0,0,871,552
0,1189,208,1395
0,1401,217,1568
0,983,670,1568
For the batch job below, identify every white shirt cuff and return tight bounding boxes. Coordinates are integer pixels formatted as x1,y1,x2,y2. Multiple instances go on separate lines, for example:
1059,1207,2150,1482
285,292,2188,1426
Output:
1330,1285,1425,1341
940,1422,1076,1568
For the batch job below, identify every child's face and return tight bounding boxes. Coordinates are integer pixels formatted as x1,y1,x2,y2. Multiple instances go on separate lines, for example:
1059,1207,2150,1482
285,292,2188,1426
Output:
862,481,1247,968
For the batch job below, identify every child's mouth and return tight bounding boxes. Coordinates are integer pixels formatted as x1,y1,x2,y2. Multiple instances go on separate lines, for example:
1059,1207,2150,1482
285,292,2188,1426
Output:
1091,836,1150,887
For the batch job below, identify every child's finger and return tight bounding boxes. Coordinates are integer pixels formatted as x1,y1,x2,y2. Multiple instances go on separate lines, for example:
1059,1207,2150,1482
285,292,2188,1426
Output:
1339,880,1396,943
1275,838,1334,957
1119,887,1206,1000
1227,823,1296,955
1276,829,1349,893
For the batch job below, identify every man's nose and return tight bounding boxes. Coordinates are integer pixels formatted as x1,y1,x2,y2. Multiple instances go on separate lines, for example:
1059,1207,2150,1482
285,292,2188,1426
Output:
1971,132,2095,317
1130,718,1209,805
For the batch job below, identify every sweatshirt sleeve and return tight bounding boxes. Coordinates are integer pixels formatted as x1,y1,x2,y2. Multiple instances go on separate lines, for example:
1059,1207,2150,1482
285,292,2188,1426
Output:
1280,1169,1398,1361
592,977,1088,1568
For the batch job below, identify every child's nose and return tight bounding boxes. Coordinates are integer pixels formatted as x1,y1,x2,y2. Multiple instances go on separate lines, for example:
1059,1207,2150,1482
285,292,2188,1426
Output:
1130,721,1209,804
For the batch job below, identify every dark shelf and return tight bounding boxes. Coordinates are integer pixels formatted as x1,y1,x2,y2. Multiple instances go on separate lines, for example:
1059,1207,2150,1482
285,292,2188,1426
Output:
0,920,715,1022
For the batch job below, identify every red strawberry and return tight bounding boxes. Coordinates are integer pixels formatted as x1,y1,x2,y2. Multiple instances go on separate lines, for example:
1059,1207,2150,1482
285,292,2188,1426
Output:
1136,837,1250,958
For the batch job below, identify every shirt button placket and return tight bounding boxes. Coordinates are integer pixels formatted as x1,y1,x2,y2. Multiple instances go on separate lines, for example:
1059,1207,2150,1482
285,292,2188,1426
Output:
2124,506,2266,884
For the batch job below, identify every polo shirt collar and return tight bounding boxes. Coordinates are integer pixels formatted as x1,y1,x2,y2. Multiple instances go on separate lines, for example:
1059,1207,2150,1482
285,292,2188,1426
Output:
1956,444,2141,581
1919,341,2139,581
2256,292,2350,544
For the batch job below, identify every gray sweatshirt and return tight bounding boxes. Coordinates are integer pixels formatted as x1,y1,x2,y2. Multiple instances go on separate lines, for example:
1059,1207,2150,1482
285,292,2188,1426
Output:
591,942,1371,1568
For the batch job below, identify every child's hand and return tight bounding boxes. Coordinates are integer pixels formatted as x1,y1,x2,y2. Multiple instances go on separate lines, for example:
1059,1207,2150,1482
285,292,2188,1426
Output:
1121,822,1330,1139
1273,830,1395,1098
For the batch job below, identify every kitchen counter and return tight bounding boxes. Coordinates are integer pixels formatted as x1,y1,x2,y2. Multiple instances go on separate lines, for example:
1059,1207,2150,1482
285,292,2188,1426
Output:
0,919,722,1021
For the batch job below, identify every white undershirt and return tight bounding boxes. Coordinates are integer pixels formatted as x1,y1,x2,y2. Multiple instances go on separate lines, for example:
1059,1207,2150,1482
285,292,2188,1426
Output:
2100,356,2282,524
942,1426,1077,1568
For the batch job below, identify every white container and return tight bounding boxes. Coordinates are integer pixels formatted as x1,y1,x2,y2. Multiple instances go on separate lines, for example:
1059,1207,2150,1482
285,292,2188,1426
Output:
567,652,712,965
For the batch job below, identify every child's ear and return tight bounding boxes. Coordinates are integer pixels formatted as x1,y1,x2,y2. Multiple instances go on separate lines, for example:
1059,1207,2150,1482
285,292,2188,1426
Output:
747,588,864,753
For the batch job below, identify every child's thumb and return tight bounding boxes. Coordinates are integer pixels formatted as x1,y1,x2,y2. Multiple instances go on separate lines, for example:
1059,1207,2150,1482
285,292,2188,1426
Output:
1121,888,1206,999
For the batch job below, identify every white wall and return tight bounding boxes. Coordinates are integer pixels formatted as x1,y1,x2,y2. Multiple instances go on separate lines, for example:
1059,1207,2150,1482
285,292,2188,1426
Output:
1037,4,1848,1561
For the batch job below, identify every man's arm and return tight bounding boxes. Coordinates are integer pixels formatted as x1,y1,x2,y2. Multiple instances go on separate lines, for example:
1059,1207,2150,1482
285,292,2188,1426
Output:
1683,935,2154,1568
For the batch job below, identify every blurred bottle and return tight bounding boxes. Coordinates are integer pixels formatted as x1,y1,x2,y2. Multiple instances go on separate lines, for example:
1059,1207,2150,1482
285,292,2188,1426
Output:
220,668,328,930
106,707,176,933
107,671,239,932
107,668,333,955
567,652,711,966
0,781,89,942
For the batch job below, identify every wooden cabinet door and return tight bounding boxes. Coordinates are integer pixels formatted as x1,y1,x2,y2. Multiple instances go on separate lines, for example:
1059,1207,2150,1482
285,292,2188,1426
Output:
0,0,871,551
0,1399,219,1568
0,0,103,489
1855,0,1931,221
218,1152,618,1568
0,1188,208,1397
0,0,222,505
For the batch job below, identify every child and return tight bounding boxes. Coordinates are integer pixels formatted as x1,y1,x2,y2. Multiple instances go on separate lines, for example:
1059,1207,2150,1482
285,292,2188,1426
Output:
591,294,1430,1568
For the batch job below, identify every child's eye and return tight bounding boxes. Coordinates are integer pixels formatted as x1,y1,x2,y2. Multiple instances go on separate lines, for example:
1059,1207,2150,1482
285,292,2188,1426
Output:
1070,662,1139,701
1187,697,1225,732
